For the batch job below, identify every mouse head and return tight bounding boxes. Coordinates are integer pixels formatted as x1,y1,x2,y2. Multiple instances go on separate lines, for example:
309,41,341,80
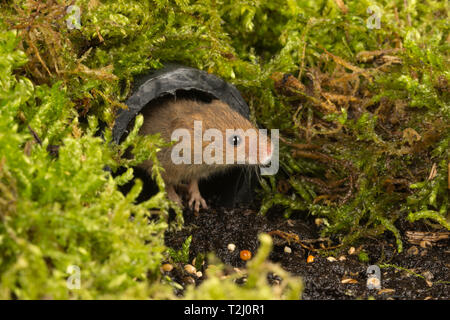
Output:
169,99,274,168
190,100,273,166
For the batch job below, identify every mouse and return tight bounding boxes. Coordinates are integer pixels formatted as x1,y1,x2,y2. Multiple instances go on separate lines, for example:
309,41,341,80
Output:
138,97,273,212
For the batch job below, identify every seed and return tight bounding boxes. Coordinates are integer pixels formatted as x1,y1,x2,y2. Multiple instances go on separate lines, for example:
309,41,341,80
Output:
161,263,173,272
348,247,356,255
227,243,236,252
327,257,337,262
377,288,395,295
284,246,292,254
183,276,195,285
407,246,419,255
240,250,252,261
196,271,203,278
422,271,434,281
341,278,358,284
338,255,346,261
307,255,315,263
184,264,197,275
420,240,432,248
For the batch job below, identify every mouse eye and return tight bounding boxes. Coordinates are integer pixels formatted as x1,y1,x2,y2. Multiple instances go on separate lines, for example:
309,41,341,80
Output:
229,135,241,147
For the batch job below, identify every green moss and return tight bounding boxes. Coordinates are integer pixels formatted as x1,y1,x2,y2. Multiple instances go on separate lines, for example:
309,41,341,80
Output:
0,29,170,299
167,235,192,264
358,251,369,263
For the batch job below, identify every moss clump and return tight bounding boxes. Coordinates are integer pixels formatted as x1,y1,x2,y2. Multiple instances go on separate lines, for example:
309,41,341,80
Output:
184,234,303,300
358,251,369,263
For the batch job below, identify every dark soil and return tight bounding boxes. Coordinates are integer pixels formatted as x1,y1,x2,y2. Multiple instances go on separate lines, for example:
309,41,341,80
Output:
165,201,450,300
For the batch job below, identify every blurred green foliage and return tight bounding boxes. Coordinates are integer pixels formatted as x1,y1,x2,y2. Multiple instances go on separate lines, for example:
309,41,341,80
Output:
184,234,303,299
0,0,448,299
0,27,173,299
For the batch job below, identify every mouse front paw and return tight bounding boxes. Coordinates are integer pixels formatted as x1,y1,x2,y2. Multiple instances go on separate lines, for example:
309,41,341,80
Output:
167,184,184,209
188,192,208,212
187,179,208,212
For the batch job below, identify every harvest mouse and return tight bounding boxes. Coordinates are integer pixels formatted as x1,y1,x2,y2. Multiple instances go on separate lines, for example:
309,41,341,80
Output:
138,97,273,212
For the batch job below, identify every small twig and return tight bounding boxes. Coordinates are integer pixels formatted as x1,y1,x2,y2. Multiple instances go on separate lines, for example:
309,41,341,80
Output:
28,125,42,145
405,231,449,245
268,230,342,252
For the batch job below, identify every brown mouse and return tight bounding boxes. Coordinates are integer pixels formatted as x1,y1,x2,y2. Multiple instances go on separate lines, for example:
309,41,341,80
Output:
138,97,273,212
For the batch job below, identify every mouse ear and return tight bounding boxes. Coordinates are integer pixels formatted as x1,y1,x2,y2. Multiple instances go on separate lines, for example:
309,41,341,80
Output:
112,63,250,144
